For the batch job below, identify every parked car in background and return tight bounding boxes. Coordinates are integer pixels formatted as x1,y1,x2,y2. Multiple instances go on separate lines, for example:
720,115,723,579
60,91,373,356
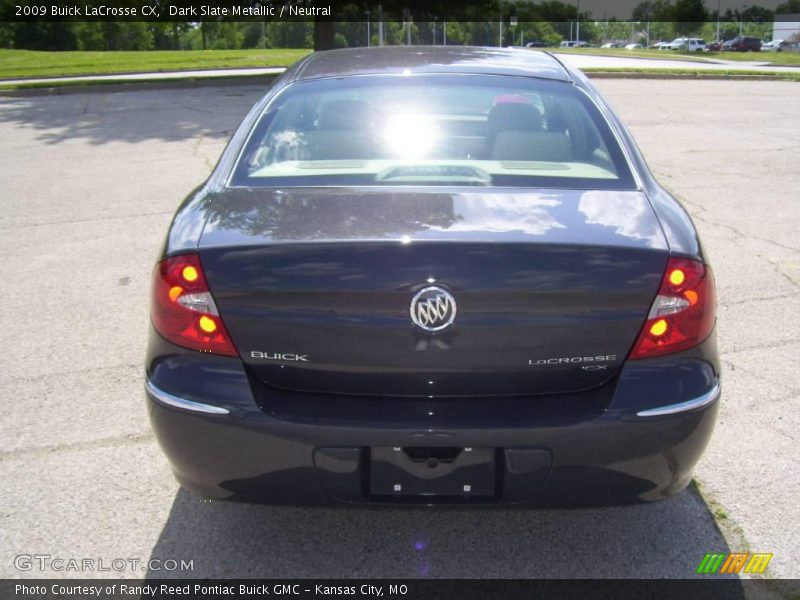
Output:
525,40,547,48
666,37,706,51
762,39,790,52
146,46,721,506
705,40,724,51
722,36,761,51
559,40,590,48
600,42,624,48
625,43,643,50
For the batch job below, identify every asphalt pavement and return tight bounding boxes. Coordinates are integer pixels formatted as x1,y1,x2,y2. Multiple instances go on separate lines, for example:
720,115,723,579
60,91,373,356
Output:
0,80,798,583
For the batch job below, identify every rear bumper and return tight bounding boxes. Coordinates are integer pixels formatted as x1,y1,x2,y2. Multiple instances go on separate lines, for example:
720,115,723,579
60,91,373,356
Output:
146,331,721,506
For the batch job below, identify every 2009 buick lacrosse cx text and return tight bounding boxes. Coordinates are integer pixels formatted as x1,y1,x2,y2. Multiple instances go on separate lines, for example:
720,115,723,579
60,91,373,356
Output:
145,46,719,506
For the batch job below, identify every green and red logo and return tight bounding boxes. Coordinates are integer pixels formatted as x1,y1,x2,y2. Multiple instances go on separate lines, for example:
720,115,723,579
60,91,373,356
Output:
697,553,772,575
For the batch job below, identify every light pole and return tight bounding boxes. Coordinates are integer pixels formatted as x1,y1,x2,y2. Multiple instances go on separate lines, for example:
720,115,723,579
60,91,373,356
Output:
378,4,384,47
510,15,518,47
740,4,747,36
576,0,581,43
716,0,721,41
365,10,370,47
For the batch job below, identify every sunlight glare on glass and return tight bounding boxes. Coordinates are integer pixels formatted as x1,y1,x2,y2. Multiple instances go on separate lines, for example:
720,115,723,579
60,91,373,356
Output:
382,112,439,159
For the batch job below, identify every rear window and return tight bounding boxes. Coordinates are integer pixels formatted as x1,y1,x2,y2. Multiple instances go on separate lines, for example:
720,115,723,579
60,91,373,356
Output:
230,74,636,189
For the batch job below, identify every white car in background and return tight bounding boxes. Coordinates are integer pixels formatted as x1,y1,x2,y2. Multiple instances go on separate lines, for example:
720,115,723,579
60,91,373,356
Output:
625,43,643,50
762,39,789,52
665,37,706,51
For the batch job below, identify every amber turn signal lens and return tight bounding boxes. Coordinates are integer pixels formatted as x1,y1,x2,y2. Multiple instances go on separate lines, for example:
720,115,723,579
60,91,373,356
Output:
168,286,183,302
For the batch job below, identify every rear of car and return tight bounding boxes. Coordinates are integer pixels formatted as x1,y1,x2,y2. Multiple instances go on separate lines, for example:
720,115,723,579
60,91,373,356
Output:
762,40,788,52
667,38,705,51
723,36,762,51
145,48,720,506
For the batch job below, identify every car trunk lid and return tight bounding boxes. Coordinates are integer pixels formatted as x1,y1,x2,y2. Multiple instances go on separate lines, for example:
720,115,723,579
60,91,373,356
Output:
198,187,668,397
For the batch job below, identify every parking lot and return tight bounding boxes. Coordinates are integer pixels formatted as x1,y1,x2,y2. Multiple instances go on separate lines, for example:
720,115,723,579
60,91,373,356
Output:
0,79,798,581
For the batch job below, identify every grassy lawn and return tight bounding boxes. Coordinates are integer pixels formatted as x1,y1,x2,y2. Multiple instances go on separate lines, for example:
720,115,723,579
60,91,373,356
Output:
582,67,800,81
556,47,800,66
704,50,800,65
0,49,312,80
555,47,712,62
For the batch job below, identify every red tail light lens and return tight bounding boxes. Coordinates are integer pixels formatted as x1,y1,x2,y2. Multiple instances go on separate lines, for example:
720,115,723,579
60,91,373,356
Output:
629,257,716,360
150,254,237,356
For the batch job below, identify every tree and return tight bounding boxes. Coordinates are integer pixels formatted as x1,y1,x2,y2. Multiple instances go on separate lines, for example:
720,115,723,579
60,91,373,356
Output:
776,0,800,13
13,22,78,50
632,0,675,22
314,21,335,50
673,0,708,35
742,6,774,23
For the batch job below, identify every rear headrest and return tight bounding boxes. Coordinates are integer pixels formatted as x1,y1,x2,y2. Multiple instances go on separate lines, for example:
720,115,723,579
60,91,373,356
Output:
317,99,374,130
491,131,573,162
486,103,544,134
304,131,373,160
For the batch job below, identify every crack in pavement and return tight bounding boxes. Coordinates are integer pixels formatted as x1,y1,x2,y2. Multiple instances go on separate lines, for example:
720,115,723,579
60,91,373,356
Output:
767,257,800,290
0,432,155,461
690,210,800,254
719,293,798,308
722,338,799,356
192,133,218,171
0,362,140,386
0,211,174,231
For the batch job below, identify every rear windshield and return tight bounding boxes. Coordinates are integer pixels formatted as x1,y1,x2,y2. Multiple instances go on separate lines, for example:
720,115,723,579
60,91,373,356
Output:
230,74,636,189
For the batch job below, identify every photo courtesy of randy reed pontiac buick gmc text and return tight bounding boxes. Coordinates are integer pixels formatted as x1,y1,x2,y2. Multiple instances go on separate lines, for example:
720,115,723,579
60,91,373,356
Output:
12,584,404,596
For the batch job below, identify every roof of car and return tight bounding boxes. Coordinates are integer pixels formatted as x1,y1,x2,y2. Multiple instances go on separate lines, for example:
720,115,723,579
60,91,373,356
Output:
290,46,573,83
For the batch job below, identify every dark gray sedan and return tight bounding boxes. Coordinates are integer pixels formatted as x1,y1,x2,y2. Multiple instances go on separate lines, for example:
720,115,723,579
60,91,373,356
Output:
146,47,719,506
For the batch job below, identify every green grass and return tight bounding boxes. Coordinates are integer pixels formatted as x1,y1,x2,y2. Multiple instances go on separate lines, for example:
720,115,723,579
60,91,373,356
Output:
555,47,713,62
0,48,311,80
556,46,800,66
583,67,800,81
705,50,800,65
0,72,280,91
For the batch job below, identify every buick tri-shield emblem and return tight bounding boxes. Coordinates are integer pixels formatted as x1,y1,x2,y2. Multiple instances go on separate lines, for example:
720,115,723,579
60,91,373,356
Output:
410,286,457,332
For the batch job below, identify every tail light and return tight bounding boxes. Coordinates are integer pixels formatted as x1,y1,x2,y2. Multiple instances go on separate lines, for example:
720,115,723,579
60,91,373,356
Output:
629,257,716,360
150,254,237,356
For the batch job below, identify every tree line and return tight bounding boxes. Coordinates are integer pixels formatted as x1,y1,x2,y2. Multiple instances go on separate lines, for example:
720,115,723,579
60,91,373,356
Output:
2,0,799,51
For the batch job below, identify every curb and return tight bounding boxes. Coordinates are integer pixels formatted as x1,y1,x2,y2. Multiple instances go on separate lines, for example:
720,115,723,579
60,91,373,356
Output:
585,71,800,81
0,73,280,97
2,70,798,97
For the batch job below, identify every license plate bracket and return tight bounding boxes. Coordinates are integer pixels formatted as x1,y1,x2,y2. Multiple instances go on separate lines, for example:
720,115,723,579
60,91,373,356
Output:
369,446,496,497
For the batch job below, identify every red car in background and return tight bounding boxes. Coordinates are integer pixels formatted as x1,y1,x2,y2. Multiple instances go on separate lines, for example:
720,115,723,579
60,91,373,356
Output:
722,36,762,51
